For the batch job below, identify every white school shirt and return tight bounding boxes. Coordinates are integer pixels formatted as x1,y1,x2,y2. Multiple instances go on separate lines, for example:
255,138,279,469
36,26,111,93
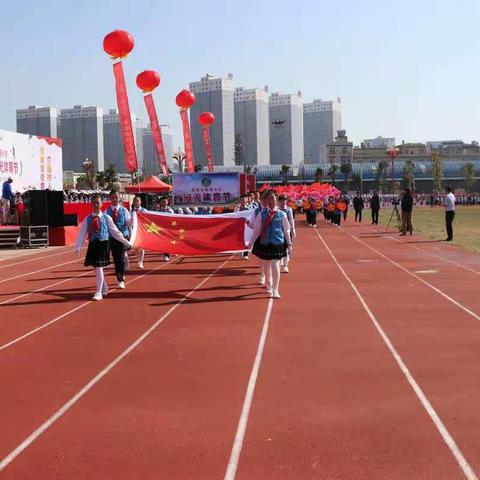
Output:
444,193,456,211
76,211,131,252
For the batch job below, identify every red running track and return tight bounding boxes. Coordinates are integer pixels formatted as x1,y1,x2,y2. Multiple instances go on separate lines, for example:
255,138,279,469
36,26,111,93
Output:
0,219,479,479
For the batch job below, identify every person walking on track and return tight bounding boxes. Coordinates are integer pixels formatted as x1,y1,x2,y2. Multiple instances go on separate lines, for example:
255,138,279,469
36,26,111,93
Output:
106,190,131,289
353,191,364,222
370,190,380,225
130,196,147,268
76,193,131,301
444,186,456,241
250,190,292,299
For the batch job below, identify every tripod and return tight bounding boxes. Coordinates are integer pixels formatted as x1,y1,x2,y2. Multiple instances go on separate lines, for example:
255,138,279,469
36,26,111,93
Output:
385,202,402,232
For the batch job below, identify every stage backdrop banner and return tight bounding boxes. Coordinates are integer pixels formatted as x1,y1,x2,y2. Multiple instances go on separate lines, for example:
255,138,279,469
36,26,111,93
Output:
0,129,63,191
172,173,240,206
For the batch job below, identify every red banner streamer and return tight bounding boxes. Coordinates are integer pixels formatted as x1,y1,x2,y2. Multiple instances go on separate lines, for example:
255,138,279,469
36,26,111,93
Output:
201,127,214,173
180,109,194,173
113,61,138,173
144,93,168,177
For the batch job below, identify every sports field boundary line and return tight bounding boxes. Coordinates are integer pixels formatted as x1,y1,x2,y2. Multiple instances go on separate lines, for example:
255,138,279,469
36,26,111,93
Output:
0,257,83,284
224,298,273,480
0,246,76,269
315,228,478,480
0,256,233,472
0,259,176,353
373,224,480,277
340,227,480,324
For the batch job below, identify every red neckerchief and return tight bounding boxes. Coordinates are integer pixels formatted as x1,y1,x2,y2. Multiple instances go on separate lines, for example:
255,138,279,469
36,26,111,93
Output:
88,214,100,239
111,206,119,223
260,209,277,240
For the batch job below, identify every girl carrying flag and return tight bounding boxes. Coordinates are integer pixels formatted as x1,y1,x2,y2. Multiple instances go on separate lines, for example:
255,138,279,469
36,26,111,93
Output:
76,193,131,301
250,190,292,299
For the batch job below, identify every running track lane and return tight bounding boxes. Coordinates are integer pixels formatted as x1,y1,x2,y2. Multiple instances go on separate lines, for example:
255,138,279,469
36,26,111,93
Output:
314,224,480,476
231,224,474,479
0,255,222,456
0,255,272,479
342,223,480,319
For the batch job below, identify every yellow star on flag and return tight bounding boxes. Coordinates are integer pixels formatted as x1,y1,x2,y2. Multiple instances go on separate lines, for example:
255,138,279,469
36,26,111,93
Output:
171,220,178,227
146,222,163,234
171,239,177,245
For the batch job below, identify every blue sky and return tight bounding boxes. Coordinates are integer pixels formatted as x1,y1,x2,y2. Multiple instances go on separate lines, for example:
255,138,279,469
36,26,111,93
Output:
2,0,479,148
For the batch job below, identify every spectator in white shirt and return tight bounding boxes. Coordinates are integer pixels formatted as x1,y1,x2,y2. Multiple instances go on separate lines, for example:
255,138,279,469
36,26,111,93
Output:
444,186,456,242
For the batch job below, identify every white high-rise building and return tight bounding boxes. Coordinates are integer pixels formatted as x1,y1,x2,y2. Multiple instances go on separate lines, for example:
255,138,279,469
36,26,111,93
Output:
16,105,58,138
303,99,341,164
363,136,395,148
142,125,174,176
269,92,303,165
234,86,270,165
58,105,104,172
189,74,235,167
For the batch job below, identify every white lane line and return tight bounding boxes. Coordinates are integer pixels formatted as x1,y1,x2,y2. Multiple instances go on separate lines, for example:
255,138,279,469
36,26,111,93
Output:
372,225,480,276
0,270,92,306
0,257,83,284
344,229,480,324
0,246,75,269
224,298,273,480
0,256,231,471
0,260,174,352
315,229,478,480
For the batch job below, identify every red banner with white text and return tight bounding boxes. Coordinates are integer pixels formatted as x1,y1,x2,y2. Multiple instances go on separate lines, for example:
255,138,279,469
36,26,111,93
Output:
113,61,138,172
180,109,194,173
201,127,214,172
144,94,168,177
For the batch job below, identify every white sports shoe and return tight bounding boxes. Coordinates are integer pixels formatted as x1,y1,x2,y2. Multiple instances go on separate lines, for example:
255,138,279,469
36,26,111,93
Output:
282,265,289,273
271,290,281,299
259,274,266,285
118,281,126,289
92,292,103,301
164,254,170,262
266,284,273,295
138,261,144,269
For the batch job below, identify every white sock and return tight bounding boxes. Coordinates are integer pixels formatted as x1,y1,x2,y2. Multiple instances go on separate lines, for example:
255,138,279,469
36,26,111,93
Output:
95,267,104,295
271,260,281,291
265,260,273,287
138,249,145,263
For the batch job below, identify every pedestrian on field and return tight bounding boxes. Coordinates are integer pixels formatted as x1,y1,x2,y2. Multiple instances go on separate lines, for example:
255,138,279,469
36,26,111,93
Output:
370,190,380,225
444,186,456,242
353,191,364,222
400,188,414,236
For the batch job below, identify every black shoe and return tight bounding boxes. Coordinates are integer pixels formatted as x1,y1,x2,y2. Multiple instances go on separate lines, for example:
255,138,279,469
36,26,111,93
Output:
445,238,453,242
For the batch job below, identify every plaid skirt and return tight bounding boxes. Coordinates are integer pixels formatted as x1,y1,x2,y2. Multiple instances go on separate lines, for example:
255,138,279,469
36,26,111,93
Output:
252,239,287,260
85,239,110,268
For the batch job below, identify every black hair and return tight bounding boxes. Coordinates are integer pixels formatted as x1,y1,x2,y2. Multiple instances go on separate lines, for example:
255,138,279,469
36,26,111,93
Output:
110,189,119,196
445,186,452,193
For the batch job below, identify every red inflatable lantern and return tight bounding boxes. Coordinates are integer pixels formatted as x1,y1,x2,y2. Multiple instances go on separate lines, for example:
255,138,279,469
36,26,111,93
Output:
198,112,215,127
176,89,196,109
136,70,160,93
103,30,135,59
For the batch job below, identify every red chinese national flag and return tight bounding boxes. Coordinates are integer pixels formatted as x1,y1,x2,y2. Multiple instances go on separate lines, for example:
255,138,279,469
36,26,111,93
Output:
132,212,247,255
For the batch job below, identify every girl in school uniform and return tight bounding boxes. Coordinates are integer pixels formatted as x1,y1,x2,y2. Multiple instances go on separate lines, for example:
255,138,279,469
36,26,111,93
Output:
106,190,132,288
278,194,296,273
76,193,131,301
130,196,147,269
250,190,292,299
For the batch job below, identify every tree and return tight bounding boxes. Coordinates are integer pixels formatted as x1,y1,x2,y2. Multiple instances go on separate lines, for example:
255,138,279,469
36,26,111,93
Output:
96,163,118,191
462,162,476,193
431,152,444,192
350,173,362,192
81,159,96,189
243,164,253,174
402,159,415,191
375,160,389,192
340,162,352,191
328,164,339,185
314,167,324,183
194,164,204,172
173,150,186,172
280,164,291,183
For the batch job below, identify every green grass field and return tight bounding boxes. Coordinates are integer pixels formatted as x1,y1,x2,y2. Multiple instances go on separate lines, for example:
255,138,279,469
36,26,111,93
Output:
377,206,480,254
